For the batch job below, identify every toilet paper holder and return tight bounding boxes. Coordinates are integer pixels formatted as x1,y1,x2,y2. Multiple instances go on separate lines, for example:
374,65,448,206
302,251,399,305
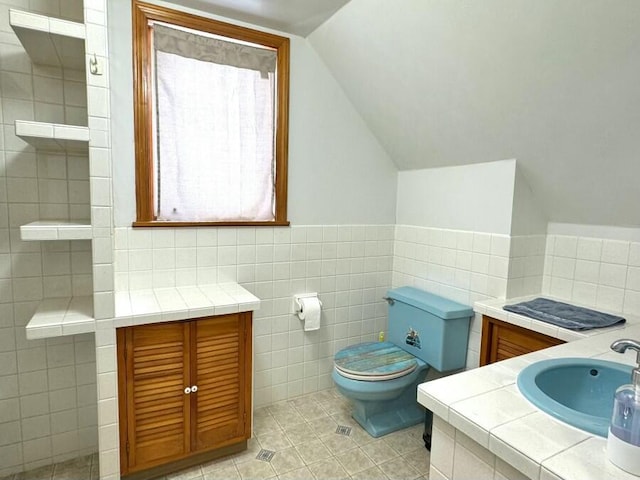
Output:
293,293,322,319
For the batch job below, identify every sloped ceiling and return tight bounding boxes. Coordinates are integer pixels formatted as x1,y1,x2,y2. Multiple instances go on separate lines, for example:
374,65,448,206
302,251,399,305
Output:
165,0,350,36
308,0,640,228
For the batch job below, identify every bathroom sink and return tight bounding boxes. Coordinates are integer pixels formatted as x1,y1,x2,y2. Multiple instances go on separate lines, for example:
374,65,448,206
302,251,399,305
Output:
517,357,632,437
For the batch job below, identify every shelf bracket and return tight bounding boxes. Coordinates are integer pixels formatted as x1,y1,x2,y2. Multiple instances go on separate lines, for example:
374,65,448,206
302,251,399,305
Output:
90,54,103,75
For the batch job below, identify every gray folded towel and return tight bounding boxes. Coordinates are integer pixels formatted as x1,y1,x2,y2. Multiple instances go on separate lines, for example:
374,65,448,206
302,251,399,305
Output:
503,297,626,331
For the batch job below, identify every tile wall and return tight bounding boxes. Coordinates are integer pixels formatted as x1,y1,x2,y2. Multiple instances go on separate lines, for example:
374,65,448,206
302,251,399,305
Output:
112,225,395,407
0,0,99,476
429,416,534,480
392,225,512,368
506,235,546,299
543,234,640,315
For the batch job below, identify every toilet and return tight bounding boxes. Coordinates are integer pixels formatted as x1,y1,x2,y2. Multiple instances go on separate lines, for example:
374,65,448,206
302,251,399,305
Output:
332,286,473,438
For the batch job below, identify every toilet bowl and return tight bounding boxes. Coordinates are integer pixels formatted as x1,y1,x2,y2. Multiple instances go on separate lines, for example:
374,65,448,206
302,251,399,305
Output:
332,287,472,438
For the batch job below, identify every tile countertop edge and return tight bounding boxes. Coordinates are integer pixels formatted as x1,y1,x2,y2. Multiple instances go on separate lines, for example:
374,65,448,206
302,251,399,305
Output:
112,282,262,329
31,283,262,338
474,295,639,343
418,297,640,480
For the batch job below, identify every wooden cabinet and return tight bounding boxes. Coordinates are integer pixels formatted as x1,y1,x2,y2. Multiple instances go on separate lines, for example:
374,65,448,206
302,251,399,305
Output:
480,315,564,366
117,312,252,477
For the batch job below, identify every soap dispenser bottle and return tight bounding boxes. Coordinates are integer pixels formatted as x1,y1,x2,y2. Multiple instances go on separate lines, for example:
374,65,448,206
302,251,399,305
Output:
607,339,640,475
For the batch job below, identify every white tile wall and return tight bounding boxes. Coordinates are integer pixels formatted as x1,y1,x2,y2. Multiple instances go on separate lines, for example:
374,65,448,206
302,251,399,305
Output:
113,224,394,408
543,233,640,315
393,225,511,304
0,0,101,477
506,235,546,298
392,225,513,368
430,416,530,480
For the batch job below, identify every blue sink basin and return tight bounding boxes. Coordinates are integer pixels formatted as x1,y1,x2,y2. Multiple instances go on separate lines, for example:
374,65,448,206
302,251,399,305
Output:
517,357,633,437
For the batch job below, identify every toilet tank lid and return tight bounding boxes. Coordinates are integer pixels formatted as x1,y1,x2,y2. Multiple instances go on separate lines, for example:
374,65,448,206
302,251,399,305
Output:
387,287,473,320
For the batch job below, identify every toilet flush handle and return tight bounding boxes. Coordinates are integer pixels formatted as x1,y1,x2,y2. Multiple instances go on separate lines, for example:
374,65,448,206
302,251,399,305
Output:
383,297,395,306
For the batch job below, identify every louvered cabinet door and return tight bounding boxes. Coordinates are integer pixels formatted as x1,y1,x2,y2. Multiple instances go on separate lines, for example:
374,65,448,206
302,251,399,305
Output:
117,322,191,474
479,315,565,366
191,313,252,452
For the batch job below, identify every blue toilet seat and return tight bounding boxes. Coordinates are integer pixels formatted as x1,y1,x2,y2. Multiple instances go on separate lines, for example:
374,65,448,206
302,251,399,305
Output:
334,341,417,381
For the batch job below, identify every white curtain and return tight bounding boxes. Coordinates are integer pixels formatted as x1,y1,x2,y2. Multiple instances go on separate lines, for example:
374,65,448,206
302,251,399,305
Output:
153,24,276,222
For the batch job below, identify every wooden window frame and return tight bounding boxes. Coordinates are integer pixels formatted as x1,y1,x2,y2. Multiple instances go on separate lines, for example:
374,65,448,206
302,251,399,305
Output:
132,1,290,227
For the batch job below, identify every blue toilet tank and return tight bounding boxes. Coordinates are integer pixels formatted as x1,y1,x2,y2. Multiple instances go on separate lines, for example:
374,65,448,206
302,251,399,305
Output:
386,287,473,372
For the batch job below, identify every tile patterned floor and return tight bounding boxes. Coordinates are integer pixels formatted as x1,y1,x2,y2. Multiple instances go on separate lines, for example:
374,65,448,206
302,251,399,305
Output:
2,389,430,480
1,454,99,480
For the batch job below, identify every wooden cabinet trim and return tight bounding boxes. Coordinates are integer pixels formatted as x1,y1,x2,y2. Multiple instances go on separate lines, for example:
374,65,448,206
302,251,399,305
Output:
242,312,252,437
117,328,128,474
480,315,565,366
117,313,253,476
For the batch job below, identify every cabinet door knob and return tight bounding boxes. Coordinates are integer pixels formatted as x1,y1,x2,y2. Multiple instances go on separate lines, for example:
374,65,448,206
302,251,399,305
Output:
184,387,191,394
191,385,198,392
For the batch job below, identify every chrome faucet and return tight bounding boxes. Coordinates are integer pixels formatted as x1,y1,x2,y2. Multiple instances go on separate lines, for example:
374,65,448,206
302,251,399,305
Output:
610,339,640,388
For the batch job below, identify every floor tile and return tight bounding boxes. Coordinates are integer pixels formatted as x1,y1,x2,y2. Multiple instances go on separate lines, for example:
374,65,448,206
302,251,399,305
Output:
202,463,240,480
307,458,349,480
283,422,318,445
288,395,320,410
268,403,298,418
235,458,277,480
329,413,358,429
274,412,305,429
270,448,306,475
276,465,314,480
3,388,429,480
317,397,350,416
349,466,389,480
360,439,401,465
347,426,377,447
403,447,431,476
383,429,424,455
254,415,283,436
295,403,328,422
201,457,236,473
233,438,263,465
307,417,338,437
53,455,93,480
254,406,271,418
319,432,357,456
295,439,333,465
259,431,293,452
378,457,421,480
334,447,374,476
165,464,203,480
13,464,54,480
313,390,338,403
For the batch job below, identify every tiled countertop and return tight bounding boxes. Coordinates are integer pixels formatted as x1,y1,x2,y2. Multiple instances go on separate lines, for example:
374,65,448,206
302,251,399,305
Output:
475,295,634,342
112,283,261,327
26,282,260,339
418,297,640,480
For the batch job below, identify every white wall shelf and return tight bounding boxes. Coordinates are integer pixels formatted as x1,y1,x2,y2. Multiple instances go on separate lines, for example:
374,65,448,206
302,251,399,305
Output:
26,296,94,339
20,221,92,241
15,120,90,152
10,9,85,70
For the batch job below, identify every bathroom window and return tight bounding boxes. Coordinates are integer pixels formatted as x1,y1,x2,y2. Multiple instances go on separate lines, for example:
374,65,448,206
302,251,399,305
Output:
132,1,290,226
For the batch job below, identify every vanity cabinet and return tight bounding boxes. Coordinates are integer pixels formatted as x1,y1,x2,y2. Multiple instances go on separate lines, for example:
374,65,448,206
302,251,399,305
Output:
479,315,564,366
116,312,252,476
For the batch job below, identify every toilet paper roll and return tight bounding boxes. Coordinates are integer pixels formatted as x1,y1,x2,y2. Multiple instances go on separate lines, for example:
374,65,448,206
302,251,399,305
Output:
299,296,321,331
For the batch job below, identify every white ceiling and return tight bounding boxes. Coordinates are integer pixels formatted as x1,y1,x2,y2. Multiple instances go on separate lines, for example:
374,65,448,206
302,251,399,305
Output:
165,0,351,36
308,0,640,228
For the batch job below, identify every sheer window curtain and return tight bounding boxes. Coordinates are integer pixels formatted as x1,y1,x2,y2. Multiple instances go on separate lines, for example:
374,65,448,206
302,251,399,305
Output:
152,23,277,222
